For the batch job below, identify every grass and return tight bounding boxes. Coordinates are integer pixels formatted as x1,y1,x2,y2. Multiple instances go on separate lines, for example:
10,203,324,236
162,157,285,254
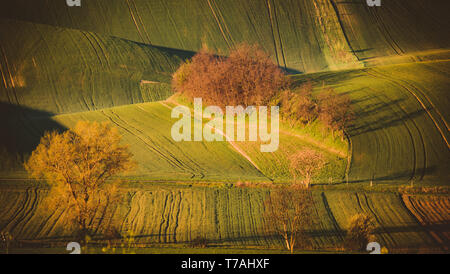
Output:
290,60,450,187
1,246,344,254
0,0,449,253
0,19,190,115
0,181,446,252
2,1,449,73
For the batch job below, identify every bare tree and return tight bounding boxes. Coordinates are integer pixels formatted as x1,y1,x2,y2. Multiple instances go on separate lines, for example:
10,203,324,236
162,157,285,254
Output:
263,185,314,253
289,148,326,187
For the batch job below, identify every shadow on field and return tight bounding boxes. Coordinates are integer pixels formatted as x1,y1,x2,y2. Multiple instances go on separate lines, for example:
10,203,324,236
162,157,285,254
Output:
290,69,364,88
0,102,66,171
347,95,427,136
70,221,445,249
316,166,436,186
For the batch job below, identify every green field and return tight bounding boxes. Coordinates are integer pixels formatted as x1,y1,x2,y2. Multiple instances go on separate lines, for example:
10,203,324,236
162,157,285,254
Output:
291,61,450,186
0,0,449,253
2,61,448,188
0,182,445,252
0,19,191,114
2,1,449,73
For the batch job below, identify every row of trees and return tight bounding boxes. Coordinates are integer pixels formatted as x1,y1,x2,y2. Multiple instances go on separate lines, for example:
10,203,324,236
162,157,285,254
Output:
173,43,354,138
277,83,353,138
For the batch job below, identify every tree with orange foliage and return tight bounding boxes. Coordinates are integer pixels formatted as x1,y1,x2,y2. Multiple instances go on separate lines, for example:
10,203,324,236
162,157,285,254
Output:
172,44,288,108
25,121,135,240
318,87,354,139
278,81,318,126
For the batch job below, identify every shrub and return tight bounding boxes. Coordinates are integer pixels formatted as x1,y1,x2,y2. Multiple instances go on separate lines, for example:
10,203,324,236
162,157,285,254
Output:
0,231,13,254
172,44,288,107
190,236,208,248
344,214,375,251
277,82,319,126
318,87,354,138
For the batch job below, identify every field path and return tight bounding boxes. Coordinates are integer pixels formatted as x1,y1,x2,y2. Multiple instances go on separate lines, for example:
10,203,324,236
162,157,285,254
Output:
157,101,265,177
279,129,346,158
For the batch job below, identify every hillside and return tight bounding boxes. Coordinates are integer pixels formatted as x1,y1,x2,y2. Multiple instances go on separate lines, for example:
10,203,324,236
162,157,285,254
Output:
0,182,445,252
0,19,191,115
0,0,449,253
2,0,449,73
292,61,450,186
0,98,348,181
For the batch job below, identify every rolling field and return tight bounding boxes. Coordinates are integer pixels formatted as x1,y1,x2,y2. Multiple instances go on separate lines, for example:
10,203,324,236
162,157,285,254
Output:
3,0,448,73
0,0,449,253
0,0,360,72
1,101,266,181
4,60,448,187
402,194,450,250
292,60,450,186
0,182,445,252
0,98,347,182
0,19,190,114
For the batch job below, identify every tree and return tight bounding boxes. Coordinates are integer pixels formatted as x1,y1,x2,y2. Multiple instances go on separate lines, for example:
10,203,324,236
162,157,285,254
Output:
0,231,13,254
288,148,326,187
318,87,354,138
278,82,318,127
263,185,314,253
25,121,135,240
344,214,375,251
172,43,288,108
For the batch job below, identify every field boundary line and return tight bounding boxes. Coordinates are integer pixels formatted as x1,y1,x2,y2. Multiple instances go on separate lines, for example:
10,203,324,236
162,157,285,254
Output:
280,129,346,158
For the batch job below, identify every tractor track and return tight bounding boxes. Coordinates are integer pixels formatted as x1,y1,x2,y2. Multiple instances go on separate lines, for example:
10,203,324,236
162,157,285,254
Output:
401,195,449,250
125,0,147,45
207,0,232,49
366,68,449,149
100,109,197,176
